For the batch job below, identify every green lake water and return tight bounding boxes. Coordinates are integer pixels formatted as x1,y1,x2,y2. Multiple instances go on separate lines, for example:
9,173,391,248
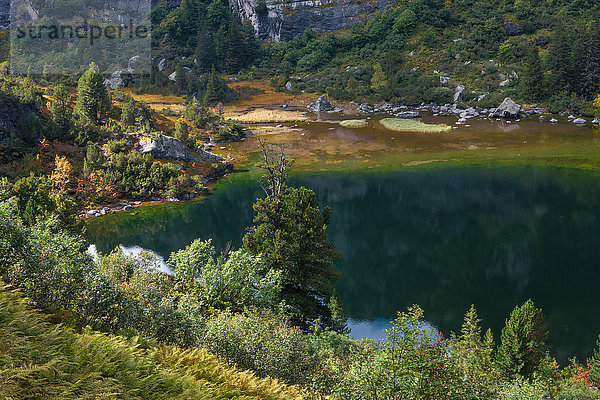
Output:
88,164,600,363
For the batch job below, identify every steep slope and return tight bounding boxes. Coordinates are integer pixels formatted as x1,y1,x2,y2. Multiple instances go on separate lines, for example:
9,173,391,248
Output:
0,285,303,400
229,0,393,41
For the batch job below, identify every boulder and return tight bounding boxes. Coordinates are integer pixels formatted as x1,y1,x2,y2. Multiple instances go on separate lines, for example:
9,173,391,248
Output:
168,71,177,81
460,108,479,119
198,149,225,162
285,81,293,91
104,70,125,90
123,205,133,211
128,55,146,73
539,115,548,121
453,85,465,104
308,95,333,112
440,76,451,86
477,93,489,102
395,111,420,118
592,119,600,125
572,118,587,124
139,134,197,162
357,103,374,113
550,118,558,123
490,97,521,119
502,22,523,36
157,58,167,72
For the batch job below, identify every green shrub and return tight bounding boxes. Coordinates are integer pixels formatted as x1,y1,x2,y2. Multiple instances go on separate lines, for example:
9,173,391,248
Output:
202,310,316,385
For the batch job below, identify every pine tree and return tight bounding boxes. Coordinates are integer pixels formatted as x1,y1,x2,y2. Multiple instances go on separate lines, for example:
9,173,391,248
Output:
225,18,245,74
174,119,189,144
243,139,340,329
496,299,548,380
548,25,572,94
370,63,388,91
175,63,188,95
83,143,104,176
196,26,217,73
576,23,600,100
203,65,221,106
74,63,111,125
50,83,72,136
521,46,545,102
121,98,136,128
453,304,496,398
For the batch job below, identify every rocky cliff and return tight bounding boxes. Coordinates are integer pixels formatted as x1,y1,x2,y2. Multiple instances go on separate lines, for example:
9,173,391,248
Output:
229,0,393,41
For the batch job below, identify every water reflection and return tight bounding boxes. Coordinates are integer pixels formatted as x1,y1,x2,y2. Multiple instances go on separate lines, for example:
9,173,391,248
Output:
88,166,600,362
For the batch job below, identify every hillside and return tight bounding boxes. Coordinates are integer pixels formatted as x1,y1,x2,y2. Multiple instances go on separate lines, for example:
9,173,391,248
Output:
0,284,302,400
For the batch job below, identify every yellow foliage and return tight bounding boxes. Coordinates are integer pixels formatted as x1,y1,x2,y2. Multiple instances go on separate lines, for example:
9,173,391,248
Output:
50,154,73,191
593,94,600,109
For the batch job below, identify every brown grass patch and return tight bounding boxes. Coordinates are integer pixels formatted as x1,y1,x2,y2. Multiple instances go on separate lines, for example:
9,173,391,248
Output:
228,109,308,123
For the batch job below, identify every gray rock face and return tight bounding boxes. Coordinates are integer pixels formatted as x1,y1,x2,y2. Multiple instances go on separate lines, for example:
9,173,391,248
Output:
139,135,197,161
358,103,374,113
453,85,465,104
104,71,126,90
229,0,394,41
0,0,8,29
198,149,226,162
308,95,333,112
395,111,420,118
157,58,167,72
128,55,145,73
503,22,523,36
490,97,521,119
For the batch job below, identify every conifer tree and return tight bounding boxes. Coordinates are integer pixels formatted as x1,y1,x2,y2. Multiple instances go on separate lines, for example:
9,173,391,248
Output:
547,25,572,94
576,23,600,100
521,46,544,102
370,63,388,91
496,299,548,380
225,18,245,74
176,63,188,95
453,305,496,398
174,119,189,144
203,65,221,106
83,143,104,176
243,139,340,330
121,98,136,128
50,83,72,136
196,25,217,73
74,63,111,125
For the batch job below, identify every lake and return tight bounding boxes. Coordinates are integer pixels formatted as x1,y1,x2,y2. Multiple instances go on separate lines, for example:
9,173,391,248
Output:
87,115,600,363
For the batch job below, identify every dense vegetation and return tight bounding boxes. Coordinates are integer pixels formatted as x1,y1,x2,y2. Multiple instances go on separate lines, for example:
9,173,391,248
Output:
3,142,600,398
253,0,600,113
4,0,600,396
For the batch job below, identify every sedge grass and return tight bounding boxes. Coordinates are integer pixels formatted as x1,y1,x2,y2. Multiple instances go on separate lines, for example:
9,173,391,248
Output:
339,119,368,128
380,118,452,133
0,286,304,400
